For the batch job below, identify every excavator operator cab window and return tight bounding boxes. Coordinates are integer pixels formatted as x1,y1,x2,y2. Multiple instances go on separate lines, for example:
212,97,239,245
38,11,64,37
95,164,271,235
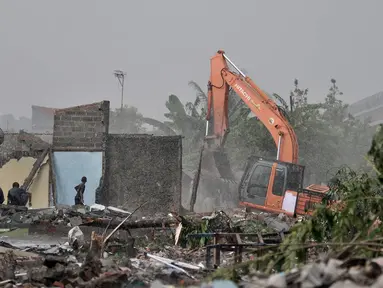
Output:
272,166,286,196
247,164,272,200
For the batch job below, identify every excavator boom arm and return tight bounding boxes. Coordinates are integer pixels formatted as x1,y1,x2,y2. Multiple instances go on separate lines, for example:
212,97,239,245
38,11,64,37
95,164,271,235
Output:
207,51,299,164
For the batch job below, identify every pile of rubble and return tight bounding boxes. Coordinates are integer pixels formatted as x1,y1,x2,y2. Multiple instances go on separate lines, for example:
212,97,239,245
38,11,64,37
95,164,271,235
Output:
2,204,382,287
0,204,176,228
0,204,293,237
0,236,208,287
2,232,383,287
235,257,383,288
0,204,214,287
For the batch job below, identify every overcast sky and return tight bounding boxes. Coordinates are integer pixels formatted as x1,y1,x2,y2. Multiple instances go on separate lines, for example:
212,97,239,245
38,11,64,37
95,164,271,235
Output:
0,0,382,119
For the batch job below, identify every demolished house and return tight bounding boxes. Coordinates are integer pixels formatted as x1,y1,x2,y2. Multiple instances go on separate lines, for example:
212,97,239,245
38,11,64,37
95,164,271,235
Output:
1,101,383,287
0,101,183,213
0,131,50,208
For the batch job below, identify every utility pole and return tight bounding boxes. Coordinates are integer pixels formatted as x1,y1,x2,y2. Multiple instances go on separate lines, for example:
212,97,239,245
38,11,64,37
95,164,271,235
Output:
113,70,127,110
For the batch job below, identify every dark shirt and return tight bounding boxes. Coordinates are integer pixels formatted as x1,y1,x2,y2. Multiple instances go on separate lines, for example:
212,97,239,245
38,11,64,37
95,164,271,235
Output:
7,187,27,206
0,187,4,205
74,183,86,204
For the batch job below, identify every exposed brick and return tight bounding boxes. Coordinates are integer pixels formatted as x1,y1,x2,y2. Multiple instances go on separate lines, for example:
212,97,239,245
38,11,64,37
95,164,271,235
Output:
71,116,84,121
60,115,72,121
63,111,76,116
86,111,100,117
53,101,109,151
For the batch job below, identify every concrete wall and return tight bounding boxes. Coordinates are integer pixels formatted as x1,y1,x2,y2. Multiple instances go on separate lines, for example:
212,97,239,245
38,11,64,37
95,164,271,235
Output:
104,134,182,215
0,156,49,208
53,101,109,151
53,151,102,205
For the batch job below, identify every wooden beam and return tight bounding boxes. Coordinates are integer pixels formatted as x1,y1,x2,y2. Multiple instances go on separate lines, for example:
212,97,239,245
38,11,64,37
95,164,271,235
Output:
49,149,57,206
21,148,49,190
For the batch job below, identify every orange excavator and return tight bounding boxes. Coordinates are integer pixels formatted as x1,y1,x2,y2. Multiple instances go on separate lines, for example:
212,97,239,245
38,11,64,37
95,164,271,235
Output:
190,50,329,216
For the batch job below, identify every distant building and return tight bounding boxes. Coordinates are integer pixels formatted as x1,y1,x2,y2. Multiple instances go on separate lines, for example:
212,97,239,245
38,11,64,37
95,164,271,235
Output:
0,113,31,132
31,105,55,133
347,91,383,126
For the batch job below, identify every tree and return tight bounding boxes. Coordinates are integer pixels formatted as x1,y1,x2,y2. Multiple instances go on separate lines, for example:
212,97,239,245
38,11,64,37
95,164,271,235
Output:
164,81,255,169
163,92,205,169
290,78,309,110
288,80,337,183
166,78,375,185
109,105,145,134
230,78,374,183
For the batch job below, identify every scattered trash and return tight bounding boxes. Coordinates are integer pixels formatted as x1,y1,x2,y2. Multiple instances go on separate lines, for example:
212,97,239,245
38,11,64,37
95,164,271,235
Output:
68,226,84,249
90,203,106,212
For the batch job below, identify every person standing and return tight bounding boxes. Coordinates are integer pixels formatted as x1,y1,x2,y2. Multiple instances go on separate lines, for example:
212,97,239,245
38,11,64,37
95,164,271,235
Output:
74,176,87,205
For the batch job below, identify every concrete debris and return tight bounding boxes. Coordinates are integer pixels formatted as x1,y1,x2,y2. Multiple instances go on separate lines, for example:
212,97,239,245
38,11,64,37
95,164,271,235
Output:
0,206,292,235
0,238,208,287
4,205,379,287
0,205,294,286
68,226,84,249
90,204,105,212
232,257,383,288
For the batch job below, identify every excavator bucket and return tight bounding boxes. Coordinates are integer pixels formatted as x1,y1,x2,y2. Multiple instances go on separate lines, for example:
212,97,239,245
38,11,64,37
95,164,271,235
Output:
212,150,236,181
190,143,236,211
189,144,237,212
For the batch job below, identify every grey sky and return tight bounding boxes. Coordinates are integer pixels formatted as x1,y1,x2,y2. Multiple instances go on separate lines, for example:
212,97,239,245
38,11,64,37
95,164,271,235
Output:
0,0,382,120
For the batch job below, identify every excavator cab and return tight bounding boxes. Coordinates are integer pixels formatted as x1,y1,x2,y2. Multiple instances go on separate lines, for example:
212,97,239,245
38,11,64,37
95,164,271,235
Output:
239,156,306,216
238,156,329,216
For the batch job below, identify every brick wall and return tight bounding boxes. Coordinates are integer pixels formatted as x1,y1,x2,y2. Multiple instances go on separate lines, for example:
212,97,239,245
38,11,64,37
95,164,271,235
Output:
53,101,110,151
103,134,182,216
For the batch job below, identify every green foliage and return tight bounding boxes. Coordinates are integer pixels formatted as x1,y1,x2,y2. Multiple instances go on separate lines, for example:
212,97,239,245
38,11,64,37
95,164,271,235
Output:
177,217,210,249
163,77,375,183
261,126,383,272
161,77,382,276
368,125,383,180
178,211,236,249
210,130,383,277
